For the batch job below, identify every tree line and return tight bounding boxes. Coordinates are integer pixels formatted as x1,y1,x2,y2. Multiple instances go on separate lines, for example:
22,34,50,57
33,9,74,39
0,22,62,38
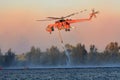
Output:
0,42,120,67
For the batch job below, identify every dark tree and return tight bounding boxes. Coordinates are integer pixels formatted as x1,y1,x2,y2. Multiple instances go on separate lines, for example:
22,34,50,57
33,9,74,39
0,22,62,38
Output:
0,49,4,66
104,42,120,64
46,46,61,66
71,43,88,65
88,45,99,65
4,49,15,67
25,46,42,65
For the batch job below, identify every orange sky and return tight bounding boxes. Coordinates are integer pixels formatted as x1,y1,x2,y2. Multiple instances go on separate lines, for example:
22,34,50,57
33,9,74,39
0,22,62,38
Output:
0,0,120,53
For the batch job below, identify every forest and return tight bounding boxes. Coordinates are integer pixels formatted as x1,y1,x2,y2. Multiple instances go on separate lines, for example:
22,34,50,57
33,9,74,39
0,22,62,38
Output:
0,42,120,68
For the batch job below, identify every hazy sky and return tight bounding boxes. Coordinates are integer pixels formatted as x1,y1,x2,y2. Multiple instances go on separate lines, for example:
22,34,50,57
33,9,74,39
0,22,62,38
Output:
0,0,120,54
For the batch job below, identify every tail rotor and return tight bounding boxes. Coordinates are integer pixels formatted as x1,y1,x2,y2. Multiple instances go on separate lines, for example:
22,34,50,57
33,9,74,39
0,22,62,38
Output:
91,9,99,18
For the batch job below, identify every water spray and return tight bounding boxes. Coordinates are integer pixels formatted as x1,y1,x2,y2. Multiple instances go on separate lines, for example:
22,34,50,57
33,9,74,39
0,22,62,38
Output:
58,30,71,66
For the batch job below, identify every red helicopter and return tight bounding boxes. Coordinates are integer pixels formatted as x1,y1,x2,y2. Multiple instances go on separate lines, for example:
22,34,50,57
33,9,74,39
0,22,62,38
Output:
37,9,99,34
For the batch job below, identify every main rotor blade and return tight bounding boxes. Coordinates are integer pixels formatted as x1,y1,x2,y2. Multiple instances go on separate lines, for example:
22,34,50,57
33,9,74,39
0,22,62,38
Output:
80,9,87,13
44,9,87,20
95,11,99,14
63,9,87,18
36,19,53,21
47,17,61,19
63,12,79,18
47,12,78,20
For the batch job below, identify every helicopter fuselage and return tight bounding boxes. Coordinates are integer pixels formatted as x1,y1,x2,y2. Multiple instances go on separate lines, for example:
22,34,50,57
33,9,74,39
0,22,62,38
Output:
55,19,71,30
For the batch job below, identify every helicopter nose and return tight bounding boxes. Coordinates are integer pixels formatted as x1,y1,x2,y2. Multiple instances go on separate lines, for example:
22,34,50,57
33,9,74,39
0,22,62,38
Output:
46,26,52,33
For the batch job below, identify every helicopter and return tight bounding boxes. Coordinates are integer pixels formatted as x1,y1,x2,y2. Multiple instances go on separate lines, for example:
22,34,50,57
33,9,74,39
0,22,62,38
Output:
37,9,99,34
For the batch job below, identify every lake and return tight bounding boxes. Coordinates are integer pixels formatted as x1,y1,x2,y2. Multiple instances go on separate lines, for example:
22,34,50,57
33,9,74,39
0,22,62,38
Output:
0,67,120,80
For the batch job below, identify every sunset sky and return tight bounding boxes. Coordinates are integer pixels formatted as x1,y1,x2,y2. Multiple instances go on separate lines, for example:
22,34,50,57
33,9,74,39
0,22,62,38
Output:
0,0,120,54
